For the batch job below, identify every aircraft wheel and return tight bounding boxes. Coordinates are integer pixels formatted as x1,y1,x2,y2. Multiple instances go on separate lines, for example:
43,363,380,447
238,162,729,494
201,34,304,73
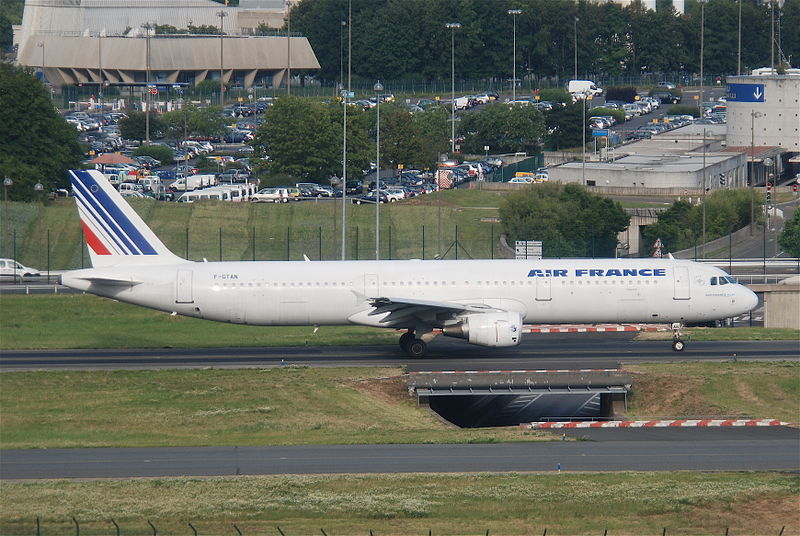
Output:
405,338,427,358
672,340,685,352
398,331,414,351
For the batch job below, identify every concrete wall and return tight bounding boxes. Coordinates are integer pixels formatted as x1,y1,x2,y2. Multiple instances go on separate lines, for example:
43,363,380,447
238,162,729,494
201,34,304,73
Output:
763,287,800,329
726,75,800,153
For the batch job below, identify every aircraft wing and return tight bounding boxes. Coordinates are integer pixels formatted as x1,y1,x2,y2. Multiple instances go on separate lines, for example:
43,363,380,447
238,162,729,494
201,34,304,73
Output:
348,296,503,328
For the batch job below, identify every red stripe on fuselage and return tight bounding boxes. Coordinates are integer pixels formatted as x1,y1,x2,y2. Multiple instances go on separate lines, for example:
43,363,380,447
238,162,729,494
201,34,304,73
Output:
81,221,111,255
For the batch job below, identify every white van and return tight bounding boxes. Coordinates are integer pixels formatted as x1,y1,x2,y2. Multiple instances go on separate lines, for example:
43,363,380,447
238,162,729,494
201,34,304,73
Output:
568,80,603,98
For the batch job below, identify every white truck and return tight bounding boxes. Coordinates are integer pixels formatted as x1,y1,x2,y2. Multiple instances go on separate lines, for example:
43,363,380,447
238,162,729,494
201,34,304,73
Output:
168,174,217,193
568,80,603,99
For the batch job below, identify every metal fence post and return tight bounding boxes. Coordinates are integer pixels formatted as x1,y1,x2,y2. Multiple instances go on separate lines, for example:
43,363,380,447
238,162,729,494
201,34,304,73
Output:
233,524,242,535
219,227,223,261
188,522,197,536
147,519,157,535
286,226,290,260
490,223,494,259
276,526,287,536
355,226,359,260
71,516,79,536
111,519,120,536
388,226,392,260
319,226,322,260
252,227,256,261
422,225,425,260
35,516,40,536
47,229,50,280
185,227,189,259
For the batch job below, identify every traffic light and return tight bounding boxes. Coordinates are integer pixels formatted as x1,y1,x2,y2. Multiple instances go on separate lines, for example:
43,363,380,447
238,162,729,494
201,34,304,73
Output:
766,182,772,206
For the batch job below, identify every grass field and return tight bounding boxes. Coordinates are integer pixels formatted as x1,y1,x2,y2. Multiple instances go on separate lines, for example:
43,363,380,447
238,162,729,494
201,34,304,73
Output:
1,362,797,450
0,367,551,449
1,473,797,535
1,189,510,269
625,361,800,423
3,294,798,350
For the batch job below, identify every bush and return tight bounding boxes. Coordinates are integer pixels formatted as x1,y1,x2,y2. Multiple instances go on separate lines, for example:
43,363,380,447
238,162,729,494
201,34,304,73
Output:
538,89,571,106
669,105,701,118
605,86,637,102
134,143,173,164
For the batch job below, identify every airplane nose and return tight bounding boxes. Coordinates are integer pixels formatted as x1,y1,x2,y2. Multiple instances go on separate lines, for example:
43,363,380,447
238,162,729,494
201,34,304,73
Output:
741,287,759,313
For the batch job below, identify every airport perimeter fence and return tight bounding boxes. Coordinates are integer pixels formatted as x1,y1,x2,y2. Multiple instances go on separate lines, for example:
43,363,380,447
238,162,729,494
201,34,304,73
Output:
0,222,513,274
15,517,793,536
57,72,716,107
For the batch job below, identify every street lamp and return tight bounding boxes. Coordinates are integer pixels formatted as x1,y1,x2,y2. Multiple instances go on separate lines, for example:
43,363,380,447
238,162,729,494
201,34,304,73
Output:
573,16,579,80
445,22,461,155
37,41,45,82
141,22,153,143
341,86,349,260
737,0,742,75
508,9,521,103
217,11,228,106
285,0,293,95
3,177,12,258
698,0,707,113
374,80,383,260
339,20,346,92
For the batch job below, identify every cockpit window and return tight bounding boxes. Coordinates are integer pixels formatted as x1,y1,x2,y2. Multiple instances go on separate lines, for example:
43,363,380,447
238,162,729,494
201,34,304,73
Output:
725,276,736,284
710,277,717,285
711,276,736,286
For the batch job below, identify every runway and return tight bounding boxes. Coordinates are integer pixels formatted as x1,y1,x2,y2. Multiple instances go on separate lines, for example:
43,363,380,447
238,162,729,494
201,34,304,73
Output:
1,335,797,480
2,333,798,372
2,428,797,479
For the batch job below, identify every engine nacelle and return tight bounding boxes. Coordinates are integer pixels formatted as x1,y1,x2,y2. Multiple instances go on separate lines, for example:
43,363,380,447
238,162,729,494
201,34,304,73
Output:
442,311,523,348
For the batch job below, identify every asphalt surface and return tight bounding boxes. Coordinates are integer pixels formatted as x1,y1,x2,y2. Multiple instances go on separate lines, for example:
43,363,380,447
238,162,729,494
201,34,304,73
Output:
2,334,798,372
2,427,798,479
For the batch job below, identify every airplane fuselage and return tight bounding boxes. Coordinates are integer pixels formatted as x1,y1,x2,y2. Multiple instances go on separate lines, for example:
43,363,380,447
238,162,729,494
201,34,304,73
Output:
63,257,756,328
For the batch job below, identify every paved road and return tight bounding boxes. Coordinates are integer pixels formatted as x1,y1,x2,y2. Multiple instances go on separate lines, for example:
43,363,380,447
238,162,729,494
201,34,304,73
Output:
2,427,797,479
2,334,798,372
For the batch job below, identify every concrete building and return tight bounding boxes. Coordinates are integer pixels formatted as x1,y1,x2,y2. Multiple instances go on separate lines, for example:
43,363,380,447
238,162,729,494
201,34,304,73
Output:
725,72,800,182
587,0,684,14
14,0,319,89
549,124,747,191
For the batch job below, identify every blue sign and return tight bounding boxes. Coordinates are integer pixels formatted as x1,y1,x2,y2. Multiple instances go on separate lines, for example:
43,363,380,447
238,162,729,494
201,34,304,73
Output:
727,83,765,102
592,128,609,137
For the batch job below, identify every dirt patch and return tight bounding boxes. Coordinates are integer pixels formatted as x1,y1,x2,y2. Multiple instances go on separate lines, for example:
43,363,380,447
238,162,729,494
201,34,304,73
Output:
626,371,725,417
734,380,763,406
351,375,413,406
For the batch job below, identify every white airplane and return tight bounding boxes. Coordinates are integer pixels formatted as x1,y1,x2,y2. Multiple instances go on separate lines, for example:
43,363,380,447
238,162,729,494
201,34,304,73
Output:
62,169,758,357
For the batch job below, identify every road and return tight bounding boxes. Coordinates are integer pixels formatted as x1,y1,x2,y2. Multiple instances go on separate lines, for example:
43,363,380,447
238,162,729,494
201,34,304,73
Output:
2,427,797,479
2,334,798,372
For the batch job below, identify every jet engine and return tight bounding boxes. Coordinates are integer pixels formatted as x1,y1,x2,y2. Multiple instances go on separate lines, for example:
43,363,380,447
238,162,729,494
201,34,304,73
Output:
442,311,523,347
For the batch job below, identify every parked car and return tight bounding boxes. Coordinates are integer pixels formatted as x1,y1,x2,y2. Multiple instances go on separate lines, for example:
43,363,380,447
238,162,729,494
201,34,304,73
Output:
0,258,41,281
251,187,290,203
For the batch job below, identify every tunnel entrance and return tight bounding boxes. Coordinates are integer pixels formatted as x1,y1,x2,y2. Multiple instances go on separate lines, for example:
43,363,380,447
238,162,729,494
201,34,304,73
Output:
408,370,631,428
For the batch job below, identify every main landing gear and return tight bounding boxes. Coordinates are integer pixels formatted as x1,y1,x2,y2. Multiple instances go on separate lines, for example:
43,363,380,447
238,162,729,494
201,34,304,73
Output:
671,322,685,352
399,330,428,358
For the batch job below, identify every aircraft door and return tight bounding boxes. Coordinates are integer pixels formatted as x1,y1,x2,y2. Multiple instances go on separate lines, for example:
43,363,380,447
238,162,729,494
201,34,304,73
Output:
535,275,552,301
673,267,690,300
176,269,193,303
364,274,379,297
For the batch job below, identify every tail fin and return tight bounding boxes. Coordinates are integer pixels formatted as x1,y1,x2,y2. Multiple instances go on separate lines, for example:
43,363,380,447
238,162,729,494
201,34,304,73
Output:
70,169,183,267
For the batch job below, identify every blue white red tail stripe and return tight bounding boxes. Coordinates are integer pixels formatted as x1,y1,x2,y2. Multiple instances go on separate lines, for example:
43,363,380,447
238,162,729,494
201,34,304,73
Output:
71,170,158,255
69,169,181,267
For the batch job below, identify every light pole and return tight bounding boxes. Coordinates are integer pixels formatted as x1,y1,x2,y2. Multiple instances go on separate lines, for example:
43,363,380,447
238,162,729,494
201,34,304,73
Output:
749,110,762,236
341,86,349,260
285,0,292,95
582,93,588,186
445,22,461,155
339,20,346,92
3,177,12,258
37,41,45,82
764,157,774,273
737,0,742,75
217,11,228,106
698,0,707,113
141,22,152,143
508,9,521,103
374,80,383,260
701,128,708,258
573,16,579,80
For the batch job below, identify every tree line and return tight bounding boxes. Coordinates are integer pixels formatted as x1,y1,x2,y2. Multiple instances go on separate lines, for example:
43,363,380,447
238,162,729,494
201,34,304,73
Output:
292,0,800,84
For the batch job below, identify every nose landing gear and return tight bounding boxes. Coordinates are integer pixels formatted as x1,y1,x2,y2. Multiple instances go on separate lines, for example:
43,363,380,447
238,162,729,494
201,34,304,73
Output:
671,322,685,352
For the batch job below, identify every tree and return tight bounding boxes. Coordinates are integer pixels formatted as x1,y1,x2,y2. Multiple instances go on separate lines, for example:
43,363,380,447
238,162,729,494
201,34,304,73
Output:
778,210,800,257
251,96,356,179
119,111,165,141
544,101,589,151
0,64,83,200
459,102,545,155
500,182,629,258
162,105,227,141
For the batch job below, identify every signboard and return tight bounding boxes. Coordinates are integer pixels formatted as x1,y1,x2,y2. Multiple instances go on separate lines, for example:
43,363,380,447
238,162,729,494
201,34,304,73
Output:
592,129,609,137
515,240,542,260
726,83,765,102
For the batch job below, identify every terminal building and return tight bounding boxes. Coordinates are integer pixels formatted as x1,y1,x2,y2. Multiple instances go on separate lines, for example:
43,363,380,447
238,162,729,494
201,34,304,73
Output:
13,0,320,90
